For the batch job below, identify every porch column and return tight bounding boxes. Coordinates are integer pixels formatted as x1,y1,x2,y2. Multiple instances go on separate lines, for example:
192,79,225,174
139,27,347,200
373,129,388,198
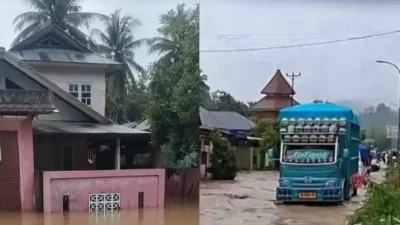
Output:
115,138,121,170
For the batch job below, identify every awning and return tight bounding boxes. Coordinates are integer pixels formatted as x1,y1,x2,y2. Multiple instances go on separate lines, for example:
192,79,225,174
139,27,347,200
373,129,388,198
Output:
33,121,150,135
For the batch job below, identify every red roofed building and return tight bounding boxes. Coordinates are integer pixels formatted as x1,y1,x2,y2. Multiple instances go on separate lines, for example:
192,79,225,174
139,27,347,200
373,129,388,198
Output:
249,69,298,121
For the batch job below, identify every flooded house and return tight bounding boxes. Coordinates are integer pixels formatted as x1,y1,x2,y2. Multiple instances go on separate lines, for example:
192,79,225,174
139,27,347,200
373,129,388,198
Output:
199,107,256,176
0,24,164,213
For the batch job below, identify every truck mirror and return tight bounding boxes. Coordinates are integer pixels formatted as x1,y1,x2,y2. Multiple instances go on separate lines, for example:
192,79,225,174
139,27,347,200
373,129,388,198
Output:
267,148,274,158
343,148,349,158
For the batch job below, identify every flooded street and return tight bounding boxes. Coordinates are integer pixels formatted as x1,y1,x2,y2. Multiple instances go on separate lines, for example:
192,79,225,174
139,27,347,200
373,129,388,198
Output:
0,198,198,225
200,170,385,225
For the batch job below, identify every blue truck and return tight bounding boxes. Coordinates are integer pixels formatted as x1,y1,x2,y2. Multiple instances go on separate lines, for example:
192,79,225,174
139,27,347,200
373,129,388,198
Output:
268,102,360,203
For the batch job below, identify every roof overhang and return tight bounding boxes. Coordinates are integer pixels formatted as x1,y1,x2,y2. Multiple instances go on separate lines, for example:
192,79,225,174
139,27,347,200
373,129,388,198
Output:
0,89,57,115
24,60,122,69
33,121,150,136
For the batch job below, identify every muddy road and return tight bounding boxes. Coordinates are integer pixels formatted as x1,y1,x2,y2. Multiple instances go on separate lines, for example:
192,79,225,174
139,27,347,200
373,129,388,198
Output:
200,170,384,225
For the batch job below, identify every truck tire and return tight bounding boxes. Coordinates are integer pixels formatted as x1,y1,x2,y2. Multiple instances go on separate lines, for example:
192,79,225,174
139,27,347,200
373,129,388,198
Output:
344,180,353,201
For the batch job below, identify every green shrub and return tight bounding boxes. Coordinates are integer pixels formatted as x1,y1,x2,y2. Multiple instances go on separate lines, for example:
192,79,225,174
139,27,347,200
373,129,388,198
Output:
208,130,238,180
348,163,400,225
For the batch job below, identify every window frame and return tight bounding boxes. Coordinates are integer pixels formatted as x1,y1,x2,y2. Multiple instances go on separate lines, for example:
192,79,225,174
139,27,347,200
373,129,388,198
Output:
68,83,92,106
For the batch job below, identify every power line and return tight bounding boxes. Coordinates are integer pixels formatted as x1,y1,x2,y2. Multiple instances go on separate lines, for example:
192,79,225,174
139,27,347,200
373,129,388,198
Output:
200,33,317,39
200,29,400,53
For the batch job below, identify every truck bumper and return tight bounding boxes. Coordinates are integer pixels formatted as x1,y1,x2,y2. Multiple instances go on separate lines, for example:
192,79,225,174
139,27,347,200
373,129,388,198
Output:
276,187,343,202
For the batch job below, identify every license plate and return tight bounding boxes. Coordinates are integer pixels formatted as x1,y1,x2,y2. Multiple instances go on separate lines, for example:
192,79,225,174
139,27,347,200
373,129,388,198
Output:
298,192,316,199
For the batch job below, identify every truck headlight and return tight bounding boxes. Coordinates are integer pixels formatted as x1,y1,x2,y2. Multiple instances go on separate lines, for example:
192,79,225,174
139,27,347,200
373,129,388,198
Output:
279,179,290,186
326,180,339,187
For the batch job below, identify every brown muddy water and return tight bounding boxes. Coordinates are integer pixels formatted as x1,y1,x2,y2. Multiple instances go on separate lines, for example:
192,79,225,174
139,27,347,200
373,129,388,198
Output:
0,198,199,225
200,170,385,225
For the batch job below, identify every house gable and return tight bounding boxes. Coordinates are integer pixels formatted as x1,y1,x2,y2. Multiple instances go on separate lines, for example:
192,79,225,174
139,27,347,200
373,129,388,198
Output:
0,48,111,124
9,25,90,53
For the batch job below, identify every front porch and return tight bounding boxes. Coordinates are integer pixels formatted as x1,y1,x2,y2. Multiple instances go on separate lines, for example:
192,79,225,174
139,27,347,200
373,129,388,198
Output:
0,90,165,212
32,121,164,212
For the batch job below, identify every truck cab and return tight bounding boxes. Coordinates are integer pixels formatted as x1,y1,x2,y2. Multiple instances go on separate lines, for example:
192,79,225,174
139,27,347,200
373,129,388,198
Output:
268,102,360,203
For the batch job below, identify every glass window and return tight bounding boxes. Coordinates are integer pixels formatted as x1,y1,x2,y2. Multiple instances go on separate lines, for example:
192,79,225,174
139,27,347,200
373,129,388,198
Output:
281,144,336,164
68,83,92,106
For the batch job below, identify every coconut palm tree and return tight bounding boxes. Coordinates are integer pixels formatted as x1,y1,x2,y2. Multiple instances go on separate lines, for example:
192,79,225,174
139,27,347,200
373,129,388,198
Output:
147,36,179,65
91,9,144,97
199,70,210,93
199,70,217,109
91,9,144,122
146,4,189,65
12,0,107,47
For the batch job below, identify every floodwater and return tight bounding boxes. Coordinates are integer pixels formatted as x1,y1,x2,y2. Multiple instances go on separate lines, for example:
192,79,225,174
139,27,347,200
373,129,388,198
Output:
200,169,385,225
0,198,199,225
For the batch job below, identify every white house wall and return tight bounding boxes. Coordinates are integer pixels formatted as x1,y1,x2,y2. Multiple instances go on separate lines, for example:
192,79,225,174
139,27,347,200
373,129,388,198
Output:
0,61,93,122
29,64,106,116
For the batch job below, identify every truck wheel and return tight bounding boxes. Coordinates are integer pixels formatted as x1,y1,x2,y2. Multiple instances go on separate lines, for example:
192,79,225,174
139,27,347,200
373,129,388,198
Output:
344,181,351,201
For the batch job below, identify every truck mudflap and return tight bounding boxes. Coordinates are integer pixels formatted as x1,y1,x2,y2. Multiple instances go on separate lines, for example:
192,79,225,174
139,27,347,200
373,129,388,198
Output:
276,187,343,202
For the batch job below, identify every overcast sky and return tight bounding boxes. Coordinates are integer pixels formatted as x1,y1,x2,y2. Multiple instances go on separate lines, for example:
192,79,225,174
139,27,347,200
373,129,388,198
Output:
201,0,400,106
1,0,197,70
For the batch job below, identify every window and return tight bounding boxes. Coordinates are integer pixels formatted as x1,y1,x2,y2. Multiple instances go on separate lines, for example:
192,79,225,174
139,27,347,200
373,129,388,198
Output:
281,144,336,164
68,84,91,106
81,84,91,106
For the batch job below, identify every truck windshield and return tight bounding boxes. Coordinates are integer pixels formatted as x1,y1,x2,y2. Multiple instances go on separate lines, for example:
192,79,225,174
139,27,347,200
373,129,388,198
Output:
281,144,336,164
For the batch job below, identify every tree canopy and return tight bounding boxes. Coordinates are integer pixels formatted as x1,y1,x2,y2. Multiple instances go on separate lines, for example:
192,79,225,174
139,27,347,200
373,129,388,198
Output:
12,0,107,47
146,4,200,168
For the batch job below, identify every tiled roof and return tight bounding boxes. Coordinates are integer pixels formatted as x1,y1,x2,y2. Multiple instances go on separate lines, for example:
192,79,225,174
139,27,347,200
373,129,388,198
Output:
249,95,298,111
260,69,294,95
0,89,55,115
33,121,150,135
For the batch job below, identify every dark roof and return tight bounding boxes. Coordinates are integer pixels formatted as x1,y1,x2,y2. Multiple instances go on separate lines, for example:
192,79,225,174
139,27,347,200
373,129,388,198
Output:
260,69,294,95
9,24,119,66
129,108,255,132
0,89,56,115
249,95,298,111
34,121,150,135
12,48,119,66
0,48,111,124
199,107,255,131
10,24,91,53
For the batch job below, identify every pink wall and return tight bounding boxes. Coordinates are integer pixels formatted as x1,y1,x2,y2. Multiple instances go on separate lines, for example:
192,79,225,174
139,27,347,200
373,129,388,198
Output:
42,169,165,212
0,119,34,211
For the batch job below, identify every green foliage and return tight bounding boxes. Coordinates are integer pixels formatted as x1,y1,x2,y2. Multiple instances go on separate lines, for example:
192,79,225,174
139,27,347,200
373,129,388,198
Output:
92,9,146,123
348,163,400,225
209,130,238,180
200,90,250,117
251,120,279,150
12,0,107,47
146,4,199,169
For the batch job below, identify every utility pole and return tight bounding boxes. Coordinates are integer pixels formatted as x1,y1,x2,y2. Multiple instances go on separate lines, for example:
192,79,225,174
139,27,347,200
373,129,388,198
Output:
286,72,301,106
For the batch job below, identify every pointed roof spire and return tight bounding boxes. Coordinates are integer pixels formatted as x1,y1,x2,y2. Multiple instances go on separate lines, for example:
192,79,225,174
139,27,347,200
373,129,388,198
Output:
260,69,294,95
